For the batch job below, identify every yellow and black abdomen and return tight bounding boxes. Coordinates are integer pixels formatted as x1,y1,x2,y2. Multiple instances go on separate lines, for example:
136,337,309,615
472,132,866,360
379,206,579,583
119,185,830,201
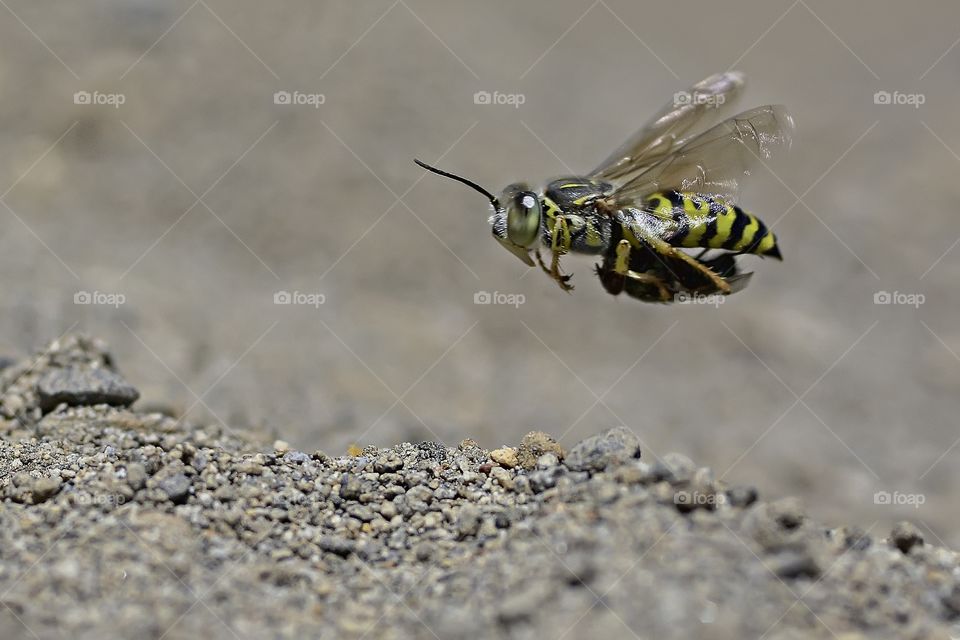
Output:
645,191,781,259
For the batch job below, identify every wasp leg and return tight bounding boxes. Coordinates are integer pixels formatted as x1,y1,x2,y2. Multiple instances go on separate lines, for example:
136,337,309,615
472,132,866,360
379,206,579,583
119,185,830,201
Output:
632,226,732,295
550,248,574,292
612,240,671,302
535,248,551,276
535,217,575,292
534,248,574,292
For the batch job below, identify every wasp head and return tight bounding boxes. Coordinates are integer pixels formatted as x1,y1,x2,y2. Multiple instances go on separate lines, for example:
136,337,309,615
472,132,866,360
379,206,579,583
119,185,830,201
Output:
415,159,540,267
489,183,540,266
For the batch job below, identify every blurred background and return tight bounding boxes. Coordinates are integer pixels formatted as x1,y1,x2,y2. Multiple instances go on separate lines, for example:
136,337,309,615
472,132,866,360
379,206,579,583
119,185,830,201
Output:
0,0,958,543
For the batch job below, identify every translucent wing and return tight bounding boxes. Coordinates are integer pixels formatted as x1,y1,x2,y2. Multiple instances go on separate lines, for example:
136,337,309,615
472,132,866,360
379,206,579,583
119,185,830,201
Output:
589,71,747,181
608,105,794,206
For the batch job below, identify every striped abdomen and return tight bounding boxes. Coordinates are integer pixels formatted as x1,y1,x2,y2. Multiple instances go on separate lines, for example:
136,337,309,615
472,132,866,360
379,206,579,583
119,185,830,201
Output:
645,191,781,259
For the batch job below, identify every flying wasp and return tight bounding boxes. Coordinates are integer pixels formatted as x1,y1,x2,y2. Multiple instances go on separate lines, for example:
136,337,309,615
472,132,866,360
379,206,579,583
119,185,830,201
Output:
415,71,793,303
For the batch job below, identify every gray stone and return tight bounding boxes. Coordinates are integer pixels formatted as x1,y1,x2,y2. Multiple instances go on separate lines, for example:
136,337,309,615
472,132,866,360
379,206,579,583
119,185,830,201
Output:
565,426,641,472
317,536,355,557
127,462,147,491
652,452,697,484
726,485,759,508
456,505,482,538
282,450,311,464
158,473,191,504
339,474,362,500
890,521,924,554
37,366,139,412
31,477,62,503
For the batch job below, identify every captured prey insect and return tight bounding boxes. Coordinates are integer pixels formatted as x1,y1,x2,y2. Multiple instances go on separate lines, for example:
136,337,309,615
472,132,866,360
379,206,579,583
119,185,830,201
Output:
415,71,793,303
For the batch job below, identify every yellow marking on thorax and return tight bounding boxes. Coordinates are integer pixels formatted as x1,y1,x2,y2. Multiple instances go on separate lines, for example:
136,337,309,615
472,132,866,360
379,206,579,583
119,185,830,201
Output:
551,217,572,252
542,197,561,221
584,219,603,247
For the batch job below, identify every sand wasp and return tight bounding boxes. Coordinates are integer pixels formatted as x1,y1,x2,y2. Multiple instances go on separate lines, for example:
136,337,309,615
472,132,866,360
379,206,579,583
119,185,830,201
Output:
416,71,792,303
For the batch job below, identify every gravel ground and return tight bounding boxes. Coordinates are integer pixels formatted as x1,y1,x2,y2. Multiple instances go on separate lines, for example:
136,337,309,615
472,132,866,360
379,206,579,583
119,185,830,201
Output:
0,335,958,640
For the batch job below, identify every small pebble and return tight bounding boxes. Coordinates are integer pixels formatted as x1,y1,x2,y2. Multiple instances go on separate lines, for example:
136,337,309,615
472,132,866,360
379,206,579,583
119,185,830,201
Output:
490,447,518,469
536,453,559,469
516,431,565,470
31,477,62,503
490,466,514,491
889,521,924,554
565,426,641,472
456,505,482,538
339,474,362,500
158,474,191,505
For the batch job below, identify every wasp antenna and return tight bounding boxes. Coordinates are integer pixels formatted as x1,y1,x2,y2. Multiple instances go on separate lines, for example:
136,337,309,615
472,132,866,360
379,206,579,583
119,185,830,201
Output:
414,158,500,209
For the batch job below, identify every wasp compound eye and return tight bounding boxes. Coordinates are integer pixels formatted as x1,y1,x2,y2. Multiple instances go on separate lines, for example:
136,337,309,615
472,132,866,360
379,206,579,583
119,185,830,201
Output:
506,191,541,247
